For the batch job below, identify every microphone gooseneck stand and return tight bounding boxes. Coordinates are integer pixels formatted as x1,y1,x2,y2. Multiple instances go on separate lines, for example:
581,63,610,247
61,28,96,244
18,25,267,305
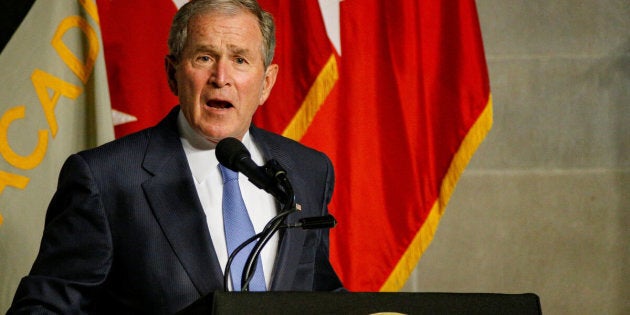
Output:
223,159,297,292
240,160,295,291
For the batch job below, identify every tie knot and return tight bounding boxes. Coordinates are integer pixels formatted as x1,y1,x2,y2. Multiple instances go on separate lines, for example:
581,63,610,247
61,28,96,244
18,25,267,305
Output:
219,164,238,183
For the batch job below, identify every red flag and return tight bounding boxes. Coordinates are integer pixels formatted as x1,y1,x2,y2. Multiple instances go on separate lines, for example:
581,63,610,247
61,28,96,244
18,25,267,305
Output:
253,0,336,136
260,0,492,291
97,0,178,138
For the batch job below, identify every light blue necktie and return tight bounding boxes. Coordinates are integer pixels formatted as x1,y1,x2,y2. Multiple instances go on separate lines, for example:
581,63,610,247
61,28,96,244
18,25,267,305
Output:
219,164,267,291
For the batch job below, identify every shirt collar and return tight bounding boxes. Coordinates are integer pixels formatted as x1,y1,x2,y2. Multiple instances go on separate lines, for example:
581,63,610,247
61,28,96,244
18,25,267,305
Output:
177,111,255,184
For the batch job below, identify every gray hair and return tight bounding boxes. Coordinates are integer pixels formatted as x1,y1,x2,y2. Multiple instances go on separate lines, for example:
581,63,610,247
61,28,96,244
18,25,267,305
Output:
167,0,276,68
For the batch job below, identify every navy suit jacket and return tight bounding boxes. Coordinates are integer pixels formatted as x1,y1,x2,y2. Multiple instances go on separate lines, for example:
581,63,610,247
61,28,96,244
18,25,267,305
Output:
10,107,342,314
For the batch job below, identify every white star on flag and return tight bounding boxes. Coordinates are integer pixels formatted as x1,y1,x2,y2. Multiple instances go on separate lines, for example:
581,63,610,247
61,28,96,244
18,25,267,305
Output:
111,109,138,126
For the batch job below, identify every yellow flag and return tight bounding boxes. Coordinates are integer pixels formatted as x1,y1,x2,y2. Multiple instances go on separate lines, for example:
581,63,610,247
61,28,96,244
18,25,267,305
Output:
0,0,114,310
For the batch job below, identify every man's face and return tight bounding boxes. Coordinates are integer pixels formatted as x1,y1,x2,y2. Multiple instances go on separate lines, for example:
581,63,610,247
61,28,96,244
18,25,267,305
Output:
166,11,278,143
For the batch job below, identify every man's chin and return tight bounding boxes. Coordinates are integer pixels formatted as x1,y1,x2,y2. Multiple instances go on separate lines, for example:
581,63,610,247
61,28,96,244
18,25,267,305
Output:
197,128,245,144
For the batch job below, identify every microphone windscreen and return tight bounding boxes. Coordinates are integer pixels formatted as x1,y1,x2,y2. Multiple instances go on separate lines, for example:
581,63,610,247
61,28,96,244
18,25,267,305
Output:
216,137,250,171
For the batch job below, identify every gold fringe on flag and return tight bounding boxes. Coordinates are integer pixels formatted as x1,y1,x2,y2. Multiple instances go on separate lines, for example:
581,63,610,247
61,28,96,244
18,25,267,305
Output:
380,95,494,292
282,54,339,141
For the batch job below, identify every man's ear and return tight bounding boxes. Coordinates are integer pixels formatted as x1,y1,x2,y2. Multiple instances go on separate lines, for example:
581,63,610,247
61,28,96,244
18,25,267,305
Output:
259,63,278,105
165,55,178,96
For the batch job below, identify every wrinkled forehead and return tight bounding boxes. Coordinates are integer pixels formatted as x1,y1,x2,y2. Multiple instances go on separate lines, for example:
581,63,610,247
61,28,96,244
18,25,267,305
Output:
190,5,262,36
184,11,265,57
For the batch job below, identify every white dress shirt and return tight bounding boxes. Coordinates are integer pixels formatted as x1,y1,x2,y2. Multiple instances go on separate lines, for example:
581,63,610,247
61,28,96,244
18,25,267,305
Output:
177,112,278,289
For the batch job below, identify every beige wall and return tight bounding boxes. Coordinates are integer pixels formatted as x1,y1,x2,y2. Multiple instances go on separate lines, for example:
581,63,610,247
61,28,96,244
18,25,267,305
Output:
403,1,629,314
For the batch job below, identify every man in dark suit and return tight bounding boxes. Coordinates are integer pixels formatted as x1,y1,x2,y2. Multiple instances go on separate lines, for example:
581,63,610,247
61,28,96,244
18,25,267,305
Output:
9,0,343,313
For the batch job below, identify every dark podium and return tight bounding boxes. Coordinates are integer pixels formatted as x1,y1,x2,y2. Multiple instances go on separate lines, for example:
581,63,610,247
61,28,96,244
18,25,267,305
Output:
179,291,542,314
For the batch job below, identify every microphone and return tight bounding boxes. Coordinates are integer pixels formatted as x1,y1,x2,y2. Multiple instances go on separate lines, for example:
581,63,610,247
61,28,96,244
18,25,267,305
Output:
283,215,337,230
216,137,288,202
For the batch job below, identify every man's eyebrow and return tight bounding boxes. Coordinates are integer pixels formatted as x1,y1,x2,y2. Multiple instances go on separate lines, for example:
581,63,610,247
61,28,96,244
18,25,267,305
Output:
226,44,252,56
190,44,253,57
192,44,218,53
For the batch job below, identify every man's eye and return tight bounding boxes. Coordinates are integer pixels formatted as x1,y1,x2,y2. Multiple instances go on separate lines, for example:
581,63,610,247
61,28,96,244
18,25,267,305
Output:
235,57,246,64
197,56,211,63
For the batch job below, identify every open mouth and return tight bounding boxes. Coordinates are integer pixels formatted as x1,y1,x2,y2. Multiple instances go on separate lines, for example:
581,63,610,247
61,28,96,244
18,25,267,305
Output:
206,100,233,109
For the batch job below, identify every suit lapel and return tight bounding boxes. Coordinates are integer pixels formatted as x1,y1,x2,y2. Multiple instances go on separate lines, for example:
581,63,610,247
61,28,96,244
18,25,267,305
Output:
141,108,223,295
251,127,309,291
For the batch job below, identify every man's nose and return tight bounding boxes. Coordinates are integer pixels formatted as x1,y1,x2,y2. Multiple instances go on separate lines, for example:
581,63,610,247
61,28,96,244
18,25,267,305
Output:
210,59,230,88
